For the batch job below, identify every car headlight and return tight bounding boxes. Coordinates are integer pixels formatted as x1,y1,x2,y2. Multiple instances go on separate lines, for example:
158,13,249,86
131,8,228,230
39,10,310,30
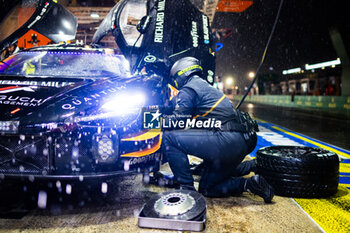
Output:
0,121,20,133
93,134,118,163
74,92,146,123
101,92,146,116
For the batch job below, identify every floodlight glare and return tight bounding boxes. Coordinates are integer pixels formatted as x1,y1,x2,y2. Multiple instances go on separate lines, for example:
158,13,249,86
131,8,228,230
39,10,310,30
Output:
225,77,234,86
282,67,301,75
305,58,341,70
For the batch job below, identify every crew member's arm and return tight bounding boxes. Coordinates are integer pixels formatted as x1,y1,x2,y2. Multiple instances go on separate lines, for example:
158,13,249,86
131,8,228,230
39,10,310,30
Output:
162,87,198,129
172,87,197,119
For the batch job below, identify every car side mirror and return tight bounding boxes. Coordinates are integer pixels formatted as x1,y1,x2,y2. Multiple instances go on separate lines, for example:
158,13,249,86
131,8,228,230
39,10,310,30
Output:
137,16,151,34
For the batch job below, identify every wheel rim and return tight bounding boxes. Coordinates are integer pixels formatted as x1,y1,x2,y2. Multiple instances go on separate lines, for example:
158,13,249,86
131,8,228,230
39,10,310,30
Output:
259,146,335,158
154,192,195,216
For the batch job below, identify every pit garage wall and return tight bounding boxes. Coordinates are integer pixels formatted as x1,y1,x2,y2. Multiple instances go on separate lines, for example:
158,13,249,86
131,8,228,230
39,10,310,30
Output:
233,95,350,116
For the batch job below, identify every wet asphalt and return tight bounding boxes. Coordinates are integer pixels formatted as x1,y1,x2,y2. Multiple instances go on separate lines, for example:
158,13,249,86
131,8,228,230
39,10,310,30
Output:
0,101,343,232
237,102,350,151
0,169,321,232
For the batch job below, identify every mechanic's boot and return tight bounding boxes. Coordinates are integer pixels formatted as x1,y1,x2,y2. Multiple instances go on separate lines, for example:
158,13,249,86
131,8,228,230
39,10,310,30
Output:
245,175,274,203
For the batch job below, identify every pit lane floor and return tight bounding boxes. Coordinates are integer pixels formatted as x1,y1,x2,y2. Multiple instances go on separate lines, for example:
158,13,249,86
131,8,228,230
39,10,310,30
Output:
0,168,321,233
238,102,350,151
0,103,349,232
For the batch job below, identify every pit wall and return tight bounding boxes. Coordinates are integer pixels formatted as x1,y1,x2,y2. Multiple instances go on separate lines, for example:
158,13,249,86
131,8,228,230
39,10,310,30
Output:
232,95,350,116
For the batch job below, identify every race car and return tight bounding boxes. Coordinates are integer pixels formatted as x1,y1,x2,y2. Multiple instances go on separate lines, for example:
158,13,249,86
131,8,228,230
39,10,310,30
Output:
0,0,216,180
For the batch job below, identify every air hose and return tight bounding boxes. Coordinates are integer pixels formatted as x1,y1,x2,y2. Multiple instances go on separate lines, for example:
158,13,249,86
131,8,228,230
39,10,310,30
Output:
236,0,284,109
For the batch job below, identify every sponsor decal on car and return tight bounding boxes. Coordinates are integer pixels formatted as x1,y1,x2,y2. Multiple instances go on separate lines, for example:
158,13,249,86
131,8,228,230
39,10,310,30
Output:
154,0,166,43
27,1,51,29
0,95,49,107
191,21,199,48
202,15,210,44
0,80,76,88
207,70,214,83
144,55,157,63
0,86,36,94
128,153,160,165
62,86,124,110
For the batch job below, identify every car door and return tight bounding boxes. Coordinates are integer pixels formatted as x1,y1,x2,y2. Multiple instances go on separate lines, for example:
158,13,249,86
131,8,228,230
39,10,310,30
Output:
0,0,77,53
93,0,216,85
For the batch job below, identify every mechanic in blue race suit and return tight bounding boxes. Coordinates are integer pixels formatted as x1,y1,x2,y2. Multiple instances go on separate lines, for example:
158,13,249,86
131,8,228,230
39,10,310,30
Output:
162,57,274,203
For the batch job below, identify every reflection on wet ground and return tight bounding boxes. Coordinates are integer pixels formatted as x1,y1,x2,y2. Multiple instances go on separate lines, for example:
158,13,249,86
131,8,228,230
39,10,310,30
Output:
238,102,350,150
0,175,166,230
0,172,321,233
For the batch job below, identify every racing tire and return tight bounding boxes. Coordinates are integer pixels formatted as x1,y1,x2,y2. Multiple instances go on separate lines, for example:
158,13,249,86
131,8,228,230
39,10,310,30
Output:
256,146,339,198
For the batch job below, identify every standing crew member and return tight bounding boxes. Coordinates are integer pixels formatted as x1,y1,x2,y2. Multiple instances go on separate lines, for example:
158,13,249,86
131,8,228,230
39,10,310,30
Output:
162,57,274,203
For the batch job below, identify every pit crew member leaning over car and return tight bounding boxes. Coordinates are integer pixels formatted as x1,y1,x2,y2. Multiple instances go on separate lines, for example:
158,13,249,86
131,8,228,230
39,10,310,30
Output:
162,57,274,203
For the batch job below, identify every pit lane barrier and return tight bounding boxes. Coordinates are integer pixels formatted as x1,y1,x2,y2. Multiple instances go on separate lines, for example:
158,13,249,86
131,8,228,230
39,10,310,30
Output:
233,95,350,116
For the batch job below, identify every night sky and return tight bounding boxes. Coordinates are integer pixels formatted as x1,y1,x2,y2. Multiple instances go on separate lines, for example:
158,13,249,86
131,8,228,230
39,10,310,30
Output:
212,0,339,87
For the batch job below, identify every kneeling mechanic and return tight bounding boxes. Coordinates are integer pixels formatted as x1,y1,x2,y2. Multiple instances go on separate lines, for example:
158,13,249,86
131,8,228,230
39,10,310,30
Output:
162,57,274,203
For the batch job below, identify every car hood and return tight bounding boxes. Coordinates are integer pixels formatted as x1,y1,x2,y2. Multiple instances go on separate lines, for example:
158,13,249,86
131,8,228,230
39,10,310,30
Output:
0,76,92,121
0,74,158,134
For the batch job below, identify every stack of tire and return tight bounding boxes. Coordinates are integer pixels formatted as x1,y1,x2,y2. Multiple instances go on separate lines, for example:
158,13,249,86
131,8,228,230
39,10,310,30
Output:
256,146,339,198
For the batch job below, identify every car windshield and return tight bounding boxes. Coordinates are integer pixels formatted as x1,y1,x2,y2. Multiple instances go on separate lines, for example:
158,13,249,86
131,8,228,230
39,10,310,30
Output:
0,50,130,78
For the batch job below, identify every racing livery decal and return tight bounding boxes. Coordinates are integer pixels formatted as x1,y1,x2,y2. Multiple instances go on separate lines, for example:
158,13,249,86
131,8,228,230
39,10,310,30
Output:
0,95,48,107
154,0,166,43
0,86,36,94
0,80,76,88
202,15,210,44
191,21,199,48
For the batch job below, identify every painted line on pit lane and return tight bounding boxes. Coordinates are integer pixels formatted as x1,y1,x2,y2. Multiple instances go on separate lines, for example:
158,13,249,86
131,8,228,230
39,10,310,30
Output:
270,125,350,159
250,123,305,158
290,198,326,233
253,121,350,159
341,159,350,164
293,184,350,233
339,177,350,185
